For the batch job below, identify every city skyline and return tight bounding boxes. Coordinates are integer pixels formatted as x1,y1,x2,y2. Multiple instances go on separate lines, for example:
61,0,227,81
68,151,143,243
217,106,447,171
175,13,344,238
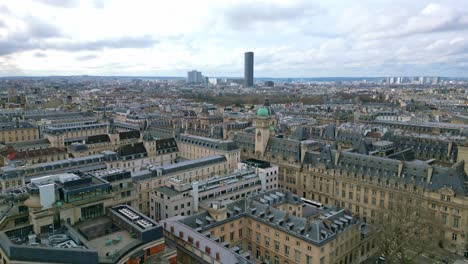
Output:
1,0,468,77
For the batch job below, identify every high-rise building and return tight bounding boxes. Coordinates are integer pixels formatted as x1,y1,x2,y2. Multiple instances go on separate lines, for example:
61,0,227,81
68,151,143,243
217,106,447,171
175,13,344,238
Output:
244,51,254,87
187,70,203,84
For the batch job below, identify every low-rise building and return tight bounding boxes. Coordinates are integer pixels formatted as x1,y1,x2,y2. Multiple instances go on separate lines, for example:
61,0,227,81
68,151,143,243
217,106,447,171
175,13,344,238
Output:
44,123,109,148
162,189,374,264
176,133,240,172
0,122,39,144
151,160,279,220
132,155,229,215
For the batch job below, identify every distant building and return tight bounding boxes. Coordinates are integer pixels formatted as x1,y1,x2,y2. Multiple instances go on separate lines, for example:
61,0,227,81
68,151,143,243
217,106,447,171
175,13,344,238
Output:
264,81,274,87
208,78,223,85
187,70,204,84
244,52,254,87
0,121,39,144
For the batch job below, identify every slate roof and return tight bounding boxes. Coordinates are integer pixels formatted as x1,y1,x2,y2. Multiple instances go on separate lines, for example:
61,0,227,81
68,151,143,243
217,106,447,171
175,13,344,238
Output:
0,122,36,130
85,134,110,144
180,189,361,247
132,155,227,182
117,142,147,157
156,138,178,151
303,146,468,196
119,130,140,140
177,134,238,151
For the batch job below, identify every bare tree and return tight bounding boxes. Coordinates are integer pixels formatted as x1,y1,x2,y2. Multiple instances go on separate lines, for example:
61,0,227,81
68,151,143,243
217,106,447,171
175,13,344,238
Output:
374,193,443,263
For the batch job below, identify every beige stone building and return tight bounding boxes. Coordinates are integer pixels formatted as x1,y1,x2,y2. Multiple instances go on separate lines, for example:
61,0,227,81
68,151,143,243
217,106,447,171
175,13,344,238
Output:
162,189,375,264
176,133,240,173
0,122,39,144
233,106,468,256
44,123,108,148
132,155,230,215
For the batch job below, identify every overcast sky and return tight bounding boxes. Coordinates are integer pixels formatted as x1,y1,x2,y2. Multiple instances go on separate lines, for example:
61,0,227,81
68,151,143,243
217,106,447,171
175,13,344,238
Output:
0,0,467,77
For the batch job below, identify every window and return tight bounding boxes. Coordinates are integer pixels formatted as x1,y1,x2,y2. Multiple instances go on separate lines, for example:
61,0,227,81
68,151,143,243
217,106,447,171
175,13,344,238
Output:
274,241,280,251
274,256,279,264
306,255,313,264
441,214,447,225
452,233,457,241
284,245,290,255
453,217,459,228
230,232,234,241
265,251,270,262
320,256,325,264
265,237,270,247
295,250,301,262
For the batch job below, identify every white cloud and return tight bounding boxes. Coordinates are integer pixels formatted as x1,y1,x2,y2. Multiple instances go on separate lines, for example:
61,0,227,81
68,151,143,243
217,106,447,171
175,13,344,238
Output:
0,0,466,76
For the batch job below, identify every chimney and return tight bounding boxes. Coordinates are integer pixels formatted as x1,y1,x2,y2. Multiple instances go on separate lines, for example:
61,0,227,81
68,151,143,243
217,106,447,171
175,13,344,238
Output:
427,166,433,183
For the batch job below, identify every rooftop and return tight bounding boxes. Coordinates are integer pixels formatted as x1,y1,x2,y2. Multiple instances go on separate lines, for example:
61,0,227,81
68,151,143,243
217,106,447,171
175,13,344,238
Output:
0,122,36,130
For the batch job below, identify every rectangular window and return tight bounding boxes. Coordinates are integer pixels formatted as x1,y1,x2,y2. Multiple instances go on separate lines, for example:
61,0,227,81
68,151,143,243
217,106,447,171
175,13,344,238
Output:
441,214,447,224
295,250,301,262
453,217,459,228
320,256,325,264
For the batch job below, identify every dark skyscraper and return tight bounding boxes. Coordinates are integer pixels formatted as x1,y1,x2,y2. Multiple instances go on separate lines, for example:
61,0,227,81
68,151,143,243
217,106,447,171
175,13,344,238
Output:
244,51,254,87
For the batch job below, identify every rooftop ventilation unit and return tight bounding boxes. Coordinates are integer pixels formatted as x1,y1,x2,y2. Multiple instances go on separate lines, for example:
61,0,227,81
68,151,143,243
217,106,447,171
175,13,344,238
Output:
136,219,153,229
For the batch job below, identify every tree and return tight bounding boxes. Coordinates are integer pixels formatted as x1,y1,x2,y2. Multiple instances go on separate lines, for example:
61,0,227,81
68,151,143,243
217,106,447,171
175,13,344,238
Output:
374,193,444,263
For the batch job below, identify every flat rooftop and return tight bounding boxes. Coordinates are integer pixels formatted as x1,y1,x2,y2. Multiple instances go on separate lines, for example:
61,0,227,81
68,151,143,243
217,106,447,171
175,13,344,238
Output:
87,229,137,260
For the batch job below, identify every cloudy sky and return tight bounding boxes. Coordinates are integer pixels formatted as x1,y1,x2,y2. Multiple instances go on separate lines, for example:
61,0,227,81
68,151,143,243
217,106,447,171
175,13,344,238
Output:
0,0,467,77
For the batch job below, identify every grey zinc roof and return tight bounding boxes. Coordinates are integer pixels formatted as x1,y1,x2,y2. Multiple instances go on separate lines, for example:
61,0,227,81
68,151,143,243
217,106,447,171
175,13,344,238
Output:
180,190,360,247
133,155,227,181
177,134,239,151
305,146,468,196
156,155,227,175
0,122,36,130
156,186,181,197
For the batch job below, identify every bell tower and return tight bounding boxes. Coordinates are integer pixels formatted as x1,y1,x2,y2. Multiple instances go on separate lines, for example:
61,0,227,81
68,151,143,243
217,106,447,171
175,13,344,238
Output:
255,106,270,156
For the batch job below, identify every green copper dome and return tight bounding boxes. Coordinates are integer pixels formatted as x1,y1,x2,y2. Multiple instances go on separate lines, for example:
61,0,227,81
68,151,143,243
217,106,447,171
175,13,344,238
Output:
257,106,269,117
269,125,275,131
